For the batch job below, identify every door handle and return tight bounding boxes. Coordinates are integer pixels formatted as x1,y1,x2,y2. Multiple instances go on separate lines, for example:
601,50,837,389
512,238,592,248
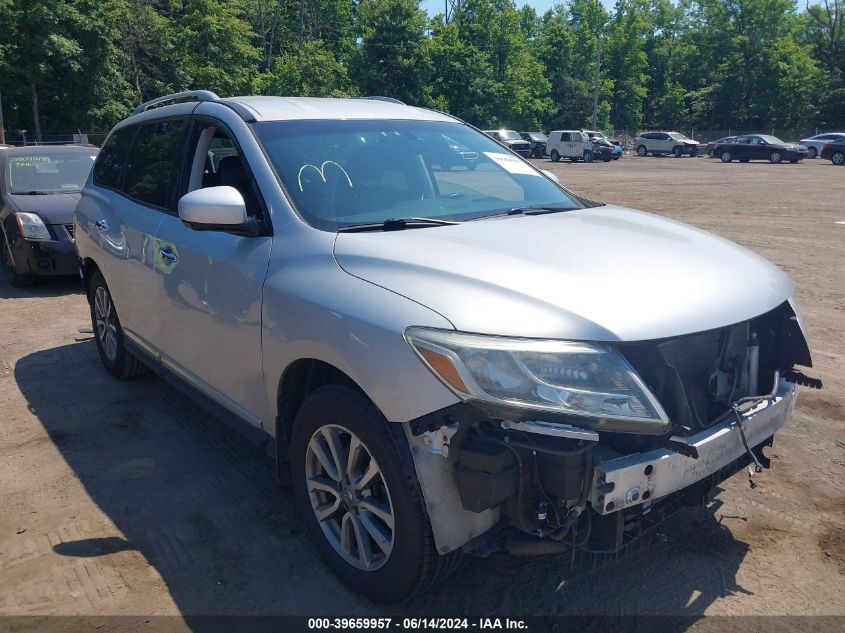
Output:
158,248,178,264
95,219,109,232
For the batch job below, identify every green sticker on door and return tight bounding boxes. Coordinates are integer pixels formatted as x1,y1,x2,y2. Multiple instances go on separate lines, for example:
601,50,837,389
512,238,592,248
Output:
154,239,179,274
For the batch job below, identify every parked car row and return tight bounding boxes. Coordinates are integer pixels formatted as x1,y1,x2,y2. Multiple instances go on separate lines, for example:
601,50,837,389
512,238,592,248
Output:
705,132,845,164
484,129,624,163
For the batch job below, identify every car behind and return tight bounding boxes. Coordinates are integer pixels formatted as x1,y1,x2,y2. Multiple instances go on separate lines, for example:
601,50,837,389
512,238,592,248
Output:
820,140,845,165
1,145,96,287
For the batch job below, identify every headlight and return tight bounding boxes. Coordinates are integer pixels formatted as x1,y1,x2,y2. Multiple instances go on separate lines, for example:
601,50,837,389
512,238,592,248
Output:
15,212,51,241
405,328,669,434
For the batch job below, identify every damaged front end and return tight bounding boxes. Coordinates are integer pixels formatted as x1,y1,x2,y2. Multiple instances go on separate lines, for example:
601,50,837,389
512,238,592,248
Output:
402,300,819,557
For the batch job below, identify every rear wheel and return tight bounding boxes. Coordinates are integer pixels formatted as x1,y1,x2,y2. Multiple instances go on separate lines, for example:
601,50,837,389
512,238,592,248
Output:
637,145,648,157
1,235,35,288
720,150,732,163
550,149,560,162
807,146,818,159
832,151,845,165
290,386,460,603
769,151,782,164
88,271,147,379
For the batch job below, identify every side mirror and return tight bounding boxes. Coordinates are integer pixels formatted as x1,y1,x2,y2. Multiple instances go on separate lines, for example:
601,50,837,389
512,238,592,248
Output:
178,186,258,236
541,170,560,184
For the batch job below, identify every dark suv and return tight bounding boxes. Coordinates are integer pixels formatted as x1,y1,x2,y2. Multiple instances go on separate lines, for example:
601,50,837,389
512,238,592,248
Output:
1,145,97,286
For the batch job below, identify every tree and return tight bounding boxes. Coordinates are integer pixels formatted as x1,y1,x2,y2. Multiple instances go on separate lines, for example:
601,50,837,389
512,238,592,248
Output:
351,0,433,105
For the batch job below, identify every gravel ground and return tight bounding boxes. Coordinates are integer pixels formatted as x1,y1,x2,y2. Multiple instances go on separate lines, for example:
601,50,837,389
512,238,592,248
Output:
0,155,843,625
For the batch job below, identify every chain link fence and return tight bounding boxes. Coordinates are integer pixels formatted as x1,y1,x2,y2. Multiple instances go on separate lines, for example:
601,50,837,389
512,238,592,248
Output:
2,130,108,147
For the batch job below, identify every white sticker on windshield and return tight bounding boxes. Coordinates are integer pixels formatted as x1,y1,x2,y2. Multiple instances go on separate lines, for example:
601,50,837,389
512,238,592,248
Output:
483,152,540,176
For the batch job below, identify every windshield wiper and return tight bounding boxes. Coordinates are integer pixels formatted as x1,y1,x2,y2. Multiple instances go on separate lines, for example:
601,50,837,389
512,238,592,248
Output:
338,217,461,233
17,190,51,195
471,205,574,220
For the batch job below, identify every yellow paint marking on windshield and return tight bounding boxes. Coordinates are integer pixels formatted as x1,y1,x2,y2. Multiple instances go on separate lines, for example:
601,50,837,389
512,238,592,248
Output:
297,161,353,192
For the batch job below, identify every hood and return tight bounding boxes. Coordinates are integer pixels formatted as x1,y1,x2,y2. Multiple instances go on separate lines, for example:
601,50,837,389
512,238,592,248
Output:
8,192,81,225
334,206,794,342
682,139,700,145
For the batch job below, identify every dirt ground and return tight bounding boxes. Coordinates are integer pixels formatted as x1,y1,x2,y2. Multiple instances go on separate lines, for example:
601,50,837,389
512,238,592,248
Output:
0,155,843,626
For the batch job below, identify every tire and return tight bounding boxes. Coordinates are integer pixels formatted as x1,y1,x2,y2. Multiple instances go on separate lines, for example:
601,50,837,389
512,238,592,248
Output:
636,145,648,157
550,149,560,163
88,270,148,379
689,147,698,157
673,145,683,158
290,385,461,603
1,234,35,288
769,151,782,164
583,150,593,163
603,155,612,162
832,151,845,165
707,149,714,158
807,147,817,159
789,159,799,163
720,150,732,163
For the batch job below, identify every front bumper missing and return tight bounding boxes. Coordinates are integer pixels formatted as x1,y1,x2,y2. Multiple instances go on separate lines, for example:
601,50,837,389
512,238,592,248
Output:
590,379,798,515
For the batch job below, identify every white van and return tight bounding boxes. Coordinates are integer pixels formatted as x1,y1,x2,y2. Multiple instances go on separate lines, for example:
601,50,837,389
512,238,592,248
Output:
547,130,593,162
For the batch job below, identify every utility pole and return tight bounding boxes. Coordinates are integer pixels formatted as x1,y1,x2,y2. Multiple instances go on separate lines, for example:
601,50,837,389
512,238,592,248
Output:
591,29,603,131
0,87,5,145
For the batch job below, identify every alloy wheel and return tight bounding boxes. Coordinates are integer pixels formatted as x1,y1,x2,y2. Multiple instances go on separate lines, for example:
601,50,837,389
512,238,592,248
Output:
721,151,732,162
305,424,395,571
94,286,119,362
808,147,817,159
833,152,845,165
637,145,647,156
770,151,782,164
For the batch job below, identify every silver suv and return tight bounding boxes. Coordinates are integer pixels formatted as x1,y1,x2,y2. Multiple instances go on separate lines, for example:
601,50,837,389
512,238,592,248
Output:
76,91,814,603
636,131,700,157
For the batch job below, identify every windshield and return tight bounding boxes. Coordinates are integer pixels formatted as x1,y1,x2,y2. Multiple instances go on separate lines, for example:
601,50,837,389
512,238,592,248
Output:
668,133,688,141
254,120,581,231
7,152,96,194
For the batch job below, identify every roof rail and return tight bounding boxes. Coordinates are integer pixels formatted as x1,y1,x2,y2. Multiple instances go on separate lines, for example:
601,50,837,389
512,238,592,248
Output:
133,90,220,115
352,96,406,105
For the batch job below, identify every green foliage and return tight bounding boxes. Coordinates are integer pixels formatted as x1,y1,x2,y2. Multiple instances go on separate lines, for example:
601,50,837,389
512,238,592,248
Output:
0,0,841,139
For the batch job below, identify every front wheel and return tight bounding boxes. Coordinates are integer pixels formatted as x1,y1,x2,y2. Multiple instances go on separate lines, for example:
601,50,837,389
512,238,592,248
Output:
832,151,845,165
290,386,460,603
583,150,593,163
636,145,648,157
673,146,683,158
550,149,560,163
807,146,818,159
1,236,35,288
720,151,732,163
88,270,147,379
769,151,782,164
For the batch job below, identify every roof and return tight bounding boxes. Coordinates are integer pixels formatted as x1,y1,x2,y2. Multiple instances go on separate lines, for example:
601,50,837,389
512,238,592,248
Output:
218,96,456,123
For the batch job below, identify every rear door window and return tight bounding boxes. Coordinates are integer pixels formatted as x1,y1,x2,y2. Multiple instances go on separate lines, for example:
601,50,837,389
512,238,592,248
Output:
123,118,188,210
93,125,138,190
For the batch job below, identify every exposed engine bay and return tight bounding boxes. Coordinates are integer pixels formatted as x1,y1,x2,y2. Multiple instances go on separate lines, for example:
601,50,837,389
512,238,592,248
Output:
406,300,820,556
